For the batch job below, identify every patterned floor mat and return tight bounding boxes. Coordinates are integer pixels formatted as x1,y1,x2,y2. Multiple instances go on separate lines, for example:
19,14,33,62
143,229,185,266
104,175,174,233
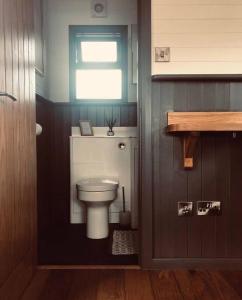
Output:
112,230,138,255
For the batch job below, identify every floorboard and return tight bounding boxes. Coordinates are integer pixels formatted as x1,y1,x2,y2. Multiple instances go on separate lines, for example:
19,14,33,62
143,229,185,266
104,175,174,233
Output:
21,270,242,300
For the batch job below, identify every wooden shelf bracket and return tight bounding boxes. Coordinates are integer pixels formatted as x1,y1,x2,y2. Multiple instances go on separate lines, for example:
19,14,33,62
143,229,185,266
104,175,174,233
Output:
183,132,200,169
166,111,242,169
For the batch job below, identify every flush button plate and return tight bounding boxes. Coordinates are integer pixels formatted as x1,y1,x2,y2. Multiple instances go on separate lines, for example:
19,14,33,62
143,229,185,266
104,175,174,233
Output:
178,202,193,216
197,201,221,216
118,142,126,150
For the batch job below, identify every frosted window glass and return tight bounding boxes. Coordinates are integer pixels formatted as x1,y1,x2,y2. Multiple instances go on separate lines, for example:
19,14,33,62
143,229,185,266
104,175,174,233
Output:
81,42,117,62
76,69,122,99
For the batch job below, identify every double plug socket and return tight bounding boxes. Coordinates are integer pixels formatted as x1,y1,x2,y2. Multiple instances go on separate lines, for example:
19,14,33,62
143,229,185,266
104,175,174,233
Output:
178,201,221,217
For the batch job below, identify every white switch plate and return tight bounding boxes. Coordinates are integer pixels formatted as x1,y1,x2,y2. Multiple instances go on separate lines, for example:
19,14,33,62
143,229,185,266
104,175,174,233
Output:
155,47,170,62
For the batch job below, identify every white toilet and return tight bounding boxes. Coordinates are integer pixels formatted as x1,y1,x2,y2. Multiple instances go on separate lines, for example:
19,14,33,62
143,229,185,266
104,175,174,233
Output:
76,178,119,239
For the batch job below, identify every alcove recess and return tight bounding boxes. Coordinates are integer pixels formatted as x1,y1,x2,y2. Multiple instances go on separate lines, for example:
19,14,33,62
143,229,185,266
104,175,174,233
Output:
166,112,242,169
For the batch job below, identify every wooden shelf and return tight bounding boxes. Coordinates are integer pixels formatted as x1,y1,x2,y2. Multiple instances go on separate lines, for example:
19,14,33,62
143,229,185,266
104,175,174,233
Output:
166,112,242,169
167,112,242,132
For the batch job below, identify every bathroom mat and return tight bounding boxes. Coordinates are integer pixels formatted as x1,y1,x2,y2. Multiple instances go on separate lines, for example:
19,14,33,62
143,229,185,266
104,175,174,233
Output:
112,230,138,255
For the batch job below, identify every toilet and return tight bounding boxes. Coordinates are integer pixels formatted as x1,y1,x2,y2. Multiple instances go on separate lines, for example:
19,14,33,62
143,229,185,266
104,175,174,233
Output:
76,178,119,239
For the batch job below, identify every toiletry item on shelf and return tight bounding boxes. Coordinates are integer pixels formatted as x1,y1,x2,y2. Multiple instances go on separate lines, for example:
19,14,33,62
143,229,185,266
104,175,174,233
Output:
106,118,116,136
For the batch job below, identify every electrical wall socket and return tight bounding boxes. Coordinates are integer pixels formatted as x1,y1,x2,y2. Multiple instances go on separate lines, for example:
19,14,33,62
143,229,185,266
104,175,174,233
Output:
197,201,221,216
178,202,193,217
155,47,170,62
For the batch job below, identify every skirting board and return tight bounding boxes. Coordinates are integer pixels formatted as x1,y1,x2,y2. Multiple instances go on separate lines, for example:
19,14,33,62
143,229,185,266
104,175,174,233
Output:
38,265,140,270
142,258,242,270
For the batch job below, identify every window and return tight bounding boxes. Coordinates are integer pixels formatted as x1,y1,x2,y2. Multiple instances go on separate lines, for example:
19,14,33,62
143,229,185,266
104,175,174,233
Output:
69,26,128,102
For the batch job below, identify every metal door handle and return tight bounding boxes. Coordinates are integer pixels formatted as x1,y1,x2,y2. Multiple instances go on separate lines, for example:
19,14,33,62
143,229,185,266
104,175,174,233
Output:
0,92,17,102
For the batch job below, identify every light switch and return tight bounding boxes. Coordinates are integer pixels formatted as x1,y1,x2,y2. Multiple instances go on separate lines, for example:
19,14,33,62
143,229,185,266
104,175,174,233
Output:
155,47,170,62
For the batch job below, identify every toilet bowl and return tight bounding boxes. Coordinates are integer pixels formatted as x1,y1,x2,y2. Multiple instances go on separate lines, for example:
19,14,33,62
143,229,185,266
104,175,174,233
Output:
76,178,119,239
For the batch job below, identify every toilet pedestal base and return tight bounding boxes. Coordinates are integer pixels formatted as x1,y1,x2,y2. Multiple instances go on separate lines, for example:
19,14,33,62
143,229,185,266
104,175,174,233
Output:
86,205,109,239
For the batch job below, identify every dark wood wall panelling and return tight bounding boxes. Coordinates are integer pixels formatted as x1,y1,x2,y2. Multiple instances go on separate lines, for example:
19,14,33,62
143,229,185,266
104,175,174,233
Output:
139,0,242,269
0,0,36,298
152,81,242,267
36,97,52,236
36,96,137,237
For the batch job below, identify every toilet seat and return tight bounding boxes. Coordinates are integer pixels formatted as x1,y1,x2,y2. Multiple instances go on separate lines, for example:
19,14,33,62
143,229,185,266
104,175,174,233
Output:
77,178,119,192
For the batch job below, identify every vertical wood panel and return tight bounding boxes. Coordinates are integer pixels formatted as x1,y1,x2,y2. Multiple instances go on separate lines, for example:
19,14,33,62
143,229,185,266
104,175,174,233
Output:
113,106,121,126
173,83,188,258
0,0,36,297
152,82,162,258
201,135,217,257
128,105,137,127
229,134,242,257
120,105,129,126
214,134,230,257
200,84,217,258
151,80,242,263
2,0,17,280
104,105,113,124
0,0,10,284
87,106,97,126
36,97,52,237
153,82,174,258
187,83,203,258
228,83,242,257
79,105,88,121
96,106,105,126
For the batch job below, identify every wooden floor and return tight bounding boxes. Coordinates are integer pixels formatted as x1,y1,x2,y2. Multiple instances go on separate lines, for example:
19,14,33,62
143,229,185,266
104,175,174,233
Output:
20,269,242,299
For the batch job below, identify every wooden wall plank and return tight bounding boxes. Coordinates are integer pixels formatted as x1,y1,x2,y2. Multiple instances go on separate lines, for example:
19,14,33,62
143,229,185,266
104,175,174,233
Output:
153,82,174,258
173,83,189,258
0,0,10,285
153,0,242,4
36,97,52,236
0,0,36,297
214,134,230,257
96,106,105,126
200,84,217,258
153,20,242,34
152,82,162,258
152,1,242,74
151,80,242,263
187,83,203,258
152,4,242,20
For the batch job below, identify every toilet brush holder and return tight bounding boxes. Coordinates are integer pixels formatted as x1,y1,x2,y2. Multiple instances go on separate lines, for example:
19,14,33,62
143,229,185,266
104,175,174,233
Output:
119,211,131,228
119,186,131,228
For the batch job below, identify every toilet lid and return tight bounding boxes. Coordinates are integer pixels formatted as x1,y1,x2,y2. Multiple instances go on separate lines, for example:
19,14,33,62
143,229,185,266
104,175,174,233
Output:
76,178,119,192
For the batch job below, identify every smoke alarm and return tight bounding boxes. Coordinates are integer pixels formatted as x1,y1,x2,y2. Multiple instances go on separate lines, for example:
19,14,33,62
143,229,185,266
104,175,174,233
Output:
91,0,107,18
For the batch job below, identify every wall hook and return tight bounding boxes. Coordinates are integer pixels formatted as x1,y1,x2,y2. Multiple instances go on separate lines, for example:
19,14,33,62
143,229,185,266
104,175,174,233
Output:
0,92,17,102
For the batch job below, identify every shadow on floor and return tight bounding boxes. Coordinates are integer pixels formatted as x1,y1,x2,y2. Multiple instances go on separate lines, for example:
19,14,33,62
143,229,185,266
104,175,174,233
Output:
38,224,138,265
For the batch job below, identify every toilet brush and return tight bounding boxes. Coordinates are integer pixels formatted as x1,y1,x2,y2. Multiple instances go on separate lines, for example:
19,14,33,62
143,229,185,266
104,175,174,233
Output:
119,186,131,228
